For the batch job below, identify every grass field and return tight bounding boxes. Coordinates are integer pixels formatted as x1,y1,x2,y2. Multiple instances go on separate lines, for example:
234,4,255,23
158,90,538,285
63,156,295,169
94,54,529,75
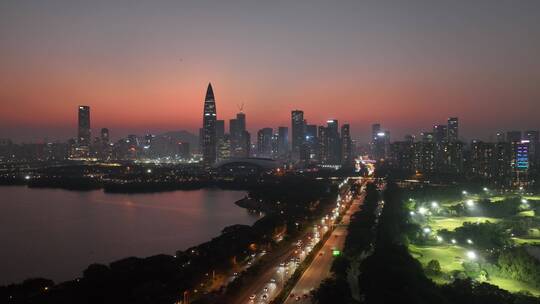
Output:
440,200,462,207
512,237,540,245
409,243,540,295
489,277,540,296
410,193,540,296
518,210,536,217
409,244,465,273
429,216,500,232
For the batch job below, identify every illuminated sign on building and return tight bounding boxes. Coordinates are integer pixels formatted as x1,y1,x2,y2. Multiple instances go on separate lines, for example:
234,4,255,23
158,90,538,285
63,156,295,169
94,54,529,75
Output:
516,140,529,170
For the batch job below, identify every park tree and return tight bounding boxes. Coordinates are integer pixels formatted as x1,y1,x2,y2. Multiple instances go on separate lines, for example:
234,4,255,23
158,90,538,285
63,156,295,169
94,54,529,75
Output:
426,259,442,275
312,277,353,304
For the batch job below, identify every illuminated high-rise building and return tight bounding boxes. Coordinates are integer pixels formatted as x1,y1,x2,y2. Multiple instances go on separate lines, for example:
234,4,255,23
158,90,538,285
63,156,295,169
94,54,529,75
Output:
230,112,249,157
433,124,448,144
318,126,328,163
447,117,459,142
257,128,273,158
201,83,217,166
507,131,522,143
100,128,109,144
341,124,352,165
299,124,318,163
78,106,91,146
291,110,305,159
496,132,506,143
216,120,225,142
512,140,530,188
277,126,289,158
326,119,341,165
371,123,388,160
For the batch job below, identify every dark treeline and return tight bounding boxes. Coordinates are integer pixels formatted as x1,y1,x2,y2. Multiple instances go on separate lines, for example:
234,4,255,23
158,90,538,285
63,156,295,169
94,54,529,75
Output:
0,176,338,304
312,181,539,304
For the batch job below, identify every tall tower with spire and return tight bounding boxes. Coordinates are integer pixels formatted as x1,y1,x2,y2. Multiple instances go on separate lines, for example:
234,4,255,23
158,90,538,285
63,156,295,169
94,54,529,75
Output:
202,83,217,166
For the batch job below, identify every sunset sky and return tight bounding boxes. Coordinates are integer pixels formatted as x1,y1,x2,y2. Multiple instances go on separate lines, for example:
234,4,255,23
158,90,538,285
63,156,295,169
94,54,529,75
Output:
1,0,539,143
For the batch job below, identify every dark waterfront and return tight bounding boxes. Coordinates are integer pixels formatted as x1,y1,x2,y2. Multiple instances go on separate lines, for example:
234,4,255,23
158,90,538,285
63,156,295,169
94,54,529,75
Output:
0,186,257,284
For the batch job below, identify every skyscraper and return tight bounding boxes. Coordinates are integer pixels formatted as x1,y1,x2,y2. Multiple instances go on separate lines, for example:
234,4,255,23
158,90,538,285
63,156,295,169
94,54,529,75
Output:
507,131,522,143
341,124,352,165
303,124,318,162
447,117,459,142
78,106,91,146
230,112,249,157
326,119,341,165
524,130,540,169
371,124,381,142
318,126,328,163
496,132,506,143
100,128,109,144
291,110,304,159
202,83,217,166
257,128,273,158
216,120,225,142
371,123,387,160
277,126,289,158
433,124,448,144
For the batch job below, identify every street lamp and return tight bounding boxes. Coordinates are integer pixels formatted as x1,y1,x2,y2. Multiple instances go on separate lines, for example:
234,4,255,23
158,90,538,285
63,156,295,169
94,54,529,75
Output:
466,251,477,260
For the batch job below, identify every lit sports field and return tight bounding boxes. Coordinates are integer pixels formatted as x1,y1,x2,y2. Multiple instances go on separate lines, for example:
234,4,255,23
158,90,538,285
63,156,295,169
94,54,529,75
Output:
410,244,540,295
429,216,500,232
409,244,465,273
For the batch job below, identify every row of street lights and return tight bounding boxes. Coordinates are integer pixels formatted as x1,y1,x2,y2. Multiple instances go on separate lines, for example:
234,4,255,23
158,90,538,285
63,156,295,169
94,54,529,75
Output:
250,178,354,304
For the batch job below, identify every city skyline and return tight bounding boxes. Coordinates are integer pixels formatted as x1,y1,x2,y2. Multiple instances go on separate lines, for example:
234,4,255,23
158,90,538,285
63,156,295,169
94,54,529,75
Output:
2,1,540,142
2,92,539,145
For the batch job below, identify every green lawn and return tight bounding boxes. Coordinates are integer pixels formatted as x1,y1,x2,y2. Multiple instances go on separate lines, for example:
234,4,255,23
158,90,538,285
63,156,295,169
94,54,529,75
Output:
512,237,540,245
440,200,462,207
410,193,540,296
409,243,540,296
409,244,465,273
489,196,507,202
429,216,500,232
518,210,536,217
489,276,540,296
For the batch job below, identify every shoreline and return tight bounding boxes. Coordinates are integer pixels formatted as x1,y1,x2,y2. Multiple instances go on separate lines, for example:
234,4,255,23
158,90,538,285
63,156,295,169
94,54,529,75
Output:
0,186,256,286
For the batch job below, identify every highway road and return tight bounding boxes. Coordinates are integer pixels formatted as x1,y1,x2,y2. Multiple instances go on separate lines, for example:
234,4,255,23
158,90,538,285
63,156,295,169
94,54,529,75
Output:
231,239,300,304
230,178,360,304
283,194,363,303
